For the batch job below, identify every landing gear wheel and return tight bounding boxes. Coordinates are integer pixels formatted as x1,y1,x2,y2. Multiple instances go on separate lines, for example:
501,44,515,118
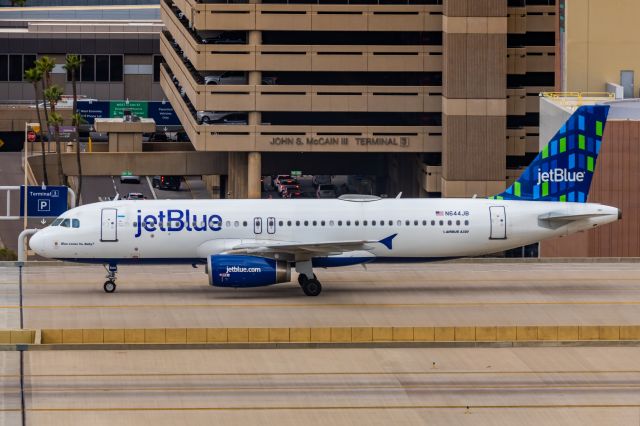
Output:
298,273,316,286
301,278,322,297
103,280,116,293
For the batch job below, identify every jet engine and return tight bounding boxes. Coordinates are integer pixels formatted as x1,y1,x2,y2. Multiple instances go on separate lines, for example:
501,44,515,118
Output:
207,255,291,288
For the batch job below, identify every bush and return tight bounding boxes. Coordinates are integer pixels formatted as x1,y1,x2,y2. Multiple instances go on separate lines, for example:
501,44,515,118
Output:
0,248,18,261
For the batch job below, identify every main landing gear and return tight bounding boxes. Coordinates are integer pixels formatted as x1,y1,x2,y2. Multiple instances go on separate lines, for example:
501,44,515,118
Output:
103,264,118,293
295,260,322,296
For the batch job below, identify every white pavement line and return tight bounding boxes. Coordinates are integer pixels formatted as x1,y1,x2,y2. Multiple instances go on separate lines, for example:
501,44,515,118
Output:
183,177,195,199
146,177,158,200
110,176,119,198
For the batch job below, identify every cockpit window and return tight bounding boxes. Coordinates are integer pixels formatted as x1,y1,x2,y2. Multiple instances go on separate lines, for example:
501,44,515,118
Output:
60,219,71,228
51,218,63,226
72,219,80,228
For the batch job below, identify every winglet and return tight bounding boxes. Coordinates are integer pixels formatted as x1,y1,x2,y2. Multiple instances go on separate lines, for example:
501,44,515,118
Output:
378,233,397,250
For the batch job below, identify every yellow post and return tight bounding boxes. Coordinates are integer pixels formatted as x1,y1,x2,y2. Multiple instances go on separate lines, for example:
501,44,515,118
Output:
88,136,92,153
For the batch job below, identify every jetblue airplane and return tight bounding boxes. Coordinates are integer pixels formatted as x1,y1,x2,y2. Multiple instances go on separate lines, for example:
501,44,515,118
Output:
29,105,620,296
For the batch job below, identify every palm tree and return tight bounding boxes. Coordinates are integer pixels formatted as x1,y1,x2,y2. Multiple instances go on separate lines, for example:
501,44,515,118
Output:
64,55,84,205
44,85,65,185
64,55,83,204
63,55,82,117
35,57,55,154
24,67,48,185
71,113,85,205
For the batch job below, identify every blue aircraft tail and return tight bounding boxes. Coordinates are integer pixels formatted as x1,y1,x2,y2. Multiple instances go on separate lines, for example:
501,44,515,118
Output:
491,104,610,203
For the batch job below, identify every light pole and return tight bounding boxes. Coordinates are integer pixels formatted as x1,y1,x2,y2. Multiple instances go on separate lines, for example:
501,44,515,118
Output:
23,122,29,232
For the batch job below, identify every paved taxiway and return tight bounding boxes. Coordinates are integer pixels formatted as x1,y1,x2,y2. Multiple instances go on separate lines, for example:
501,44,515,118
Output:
0,347,638,425
2,261,640,425
1,262,639,328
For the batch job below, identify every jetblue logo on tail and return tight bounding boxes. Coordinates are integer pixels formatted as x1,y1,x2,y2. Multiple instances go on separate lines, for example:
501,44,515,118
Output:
536,168,585,185
492,105,609,203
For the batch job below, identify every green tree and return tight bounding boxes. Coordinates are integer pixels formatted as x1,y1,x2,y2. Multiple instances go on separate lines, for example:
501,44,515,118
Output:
64,54,84,205
35,56,55,160
63,55,82,119
24,67,48,185
10,0,27,6
44,85,65,185
71,113,86,205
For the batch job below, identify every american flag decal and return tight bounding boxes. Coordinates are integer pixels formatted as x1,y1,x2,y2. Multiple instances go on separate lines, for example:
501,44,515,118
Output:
436,211,444,216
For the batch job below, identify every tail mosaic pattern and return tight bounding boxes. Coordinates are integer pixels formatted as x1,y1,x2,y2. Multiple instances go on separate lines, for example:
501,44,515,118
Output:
492,104,610,202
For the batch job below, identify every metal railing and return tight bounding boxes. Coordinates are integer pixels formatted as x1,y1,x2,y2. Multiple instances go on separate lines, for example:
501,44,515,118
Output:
541,92,616,107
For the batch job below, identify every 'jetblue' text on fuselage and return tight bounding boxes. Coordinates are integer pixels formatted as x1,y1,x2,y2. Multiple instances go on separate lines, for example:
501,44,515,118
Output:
135,209,222,238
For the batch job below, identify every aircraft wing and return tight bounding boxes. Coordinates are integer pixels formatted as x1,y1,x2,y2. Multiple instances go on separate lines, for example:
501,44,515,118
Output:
224,234,397,260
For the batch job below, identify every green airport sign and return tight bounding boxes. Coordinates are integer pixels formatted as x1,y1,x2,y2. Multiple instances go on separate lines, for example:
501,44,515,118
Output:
109,101,148,119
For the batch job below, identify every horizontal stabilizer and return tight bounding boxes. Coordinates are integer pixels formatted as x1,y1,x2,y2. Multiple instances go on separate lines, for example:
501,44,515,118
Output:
538,212,610,222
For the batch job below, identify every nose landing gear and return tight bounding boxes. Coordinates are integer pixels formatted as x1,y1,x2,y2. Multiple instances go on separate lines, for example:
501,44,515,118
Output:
103,264,118,293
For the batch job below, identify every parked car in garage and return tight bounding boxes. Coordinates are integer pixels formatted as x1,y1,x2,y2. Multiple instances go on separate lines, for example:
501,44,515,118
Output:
196,111,248,125
204,71,247,85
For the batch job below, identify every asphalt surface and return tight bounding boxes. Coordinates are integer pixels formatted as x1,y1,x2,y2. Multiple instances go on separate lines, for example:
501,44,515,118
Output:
2,262,640,425
0,262,639,329
2,347,639,425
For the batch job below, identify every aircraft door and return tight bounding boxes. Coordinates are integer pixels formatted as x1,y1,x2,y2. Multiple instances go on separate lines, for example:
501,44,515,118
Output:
489,206,506,240
101,208,118,242
254,217,262,234
267,217,276,234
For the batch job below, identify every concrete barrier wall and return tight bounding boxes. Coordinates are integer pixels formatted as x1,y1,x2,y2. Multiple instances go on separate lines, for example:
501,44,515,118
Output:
3,326,640,345
26,326,640,344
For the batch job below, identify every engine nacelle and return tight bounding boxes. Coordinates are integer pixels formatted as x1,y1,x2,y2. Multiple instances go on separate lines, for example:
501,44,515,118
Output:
207,255,291,288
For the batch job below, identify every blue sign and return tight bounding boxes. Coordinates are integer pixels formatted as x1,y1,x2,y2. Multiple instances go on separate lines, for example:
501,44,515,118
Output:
20,186,69,217
148,102,181,126
77,100,110,124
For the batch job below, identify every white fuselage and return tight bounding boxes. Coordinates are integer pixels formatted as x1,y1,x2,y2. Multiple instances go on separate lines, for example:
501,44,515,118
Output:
30,198,620,263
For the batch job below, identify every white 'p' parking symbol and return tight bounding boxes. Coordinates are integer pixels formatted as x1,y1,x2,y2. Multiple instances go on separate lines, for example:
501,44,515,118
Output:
38,199,51,212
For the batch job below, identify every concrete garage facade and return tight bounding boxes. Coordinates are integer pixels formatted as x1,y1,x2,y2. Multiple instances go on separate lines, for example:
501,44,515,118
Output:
160,0,558,198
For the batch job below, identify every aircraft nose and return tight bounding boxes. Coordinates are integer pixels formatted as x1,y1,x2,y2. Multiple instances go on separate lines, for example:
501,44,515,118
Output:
29,232,44,255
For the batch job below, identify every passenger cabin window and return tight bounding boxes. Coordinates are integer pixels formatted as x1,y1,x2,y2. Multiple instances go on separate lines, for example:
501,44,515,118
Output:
72,219,80,228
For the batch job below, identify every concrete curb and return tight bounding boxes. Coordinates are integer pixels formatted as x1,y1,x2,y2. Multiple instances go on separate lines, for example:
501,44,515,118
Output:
3,340,640,351
2,326,640,346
